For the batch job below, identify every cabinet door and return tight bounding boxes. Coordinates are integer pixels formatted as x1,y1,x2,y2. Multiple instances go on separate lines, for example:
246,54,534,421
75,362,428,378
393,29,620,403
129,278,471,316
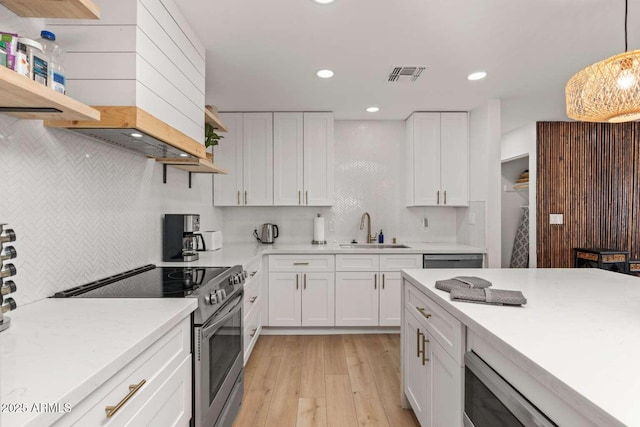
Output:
429,334,463,427
335,272,379,326
301,272,335,326
243,113,273,206
403,311,430,426
303,112,334,206
440,112,469,206
412,112,441,206
379,272,402,326
268,273,301,326
213,113,243,206
273,113,304,206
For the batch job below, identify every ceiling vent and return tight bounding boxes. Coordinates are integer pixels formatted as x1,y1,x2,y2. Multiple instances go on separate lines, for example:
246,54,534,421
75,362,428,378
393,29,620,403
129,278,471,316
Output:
387,66,426,82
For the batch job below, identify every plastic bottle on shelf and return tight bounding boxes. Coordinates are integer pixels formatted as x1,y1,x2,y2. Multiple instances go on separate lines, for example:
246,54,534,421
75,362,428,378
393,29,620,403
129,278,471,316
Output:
37,30,65,94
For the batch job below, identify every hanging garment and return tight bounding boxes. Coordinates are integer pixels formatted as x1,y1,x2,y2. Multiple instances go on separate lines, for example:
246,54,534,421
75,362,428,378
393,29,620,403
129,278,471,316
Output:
510,206,529,268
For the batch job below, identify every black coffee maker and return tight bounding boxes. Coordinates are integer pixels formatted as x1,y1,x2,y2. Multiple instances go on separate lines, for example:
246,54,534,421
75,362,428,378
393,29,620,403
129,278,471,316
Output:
163,214,206,262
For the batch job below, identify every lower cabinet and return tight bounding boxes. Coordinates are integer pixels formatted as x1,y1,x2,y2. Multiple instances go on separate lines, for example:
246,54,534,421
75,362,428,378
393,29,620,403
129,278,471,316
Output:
335,254,422,327
269,272,335,327
403,280,463,427
54,317,192,427
243,258,264,363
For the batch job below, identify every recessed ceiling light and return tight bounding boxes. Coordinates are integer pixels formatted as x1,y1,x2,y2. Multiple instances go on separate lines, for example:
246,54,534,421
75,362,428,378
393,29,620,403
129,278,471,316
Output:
467,71,487,81
130,133,143,138
316,69,335,78
314,0,334,4
179,153,189,157
366,107,380,113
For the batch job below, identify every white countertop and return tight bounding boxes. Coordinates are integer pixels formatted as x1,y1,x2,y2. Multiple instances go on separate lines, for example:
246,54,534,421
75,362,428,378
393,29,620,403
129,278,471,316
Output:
402,268,640,427
0,298,197,427
159,241,486,269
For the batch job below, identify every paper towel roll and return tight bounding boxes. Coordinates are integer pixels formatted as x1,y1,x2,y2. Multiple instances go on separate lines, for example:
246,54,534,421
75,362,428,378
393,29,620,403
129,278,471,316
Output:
313,215,326,244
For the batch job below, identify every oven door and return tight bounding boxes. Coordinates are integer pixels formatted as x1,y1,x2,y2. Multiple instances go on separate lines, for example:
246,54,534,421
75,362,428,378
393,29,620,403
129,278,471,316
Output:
464,352,556,427
195,292,243,427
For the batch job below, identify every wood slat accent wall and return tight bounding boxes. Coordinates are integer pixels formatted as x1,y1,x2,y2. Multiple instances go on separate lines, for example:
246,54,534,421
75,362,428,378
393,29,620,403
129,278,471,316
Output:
537,122,640,267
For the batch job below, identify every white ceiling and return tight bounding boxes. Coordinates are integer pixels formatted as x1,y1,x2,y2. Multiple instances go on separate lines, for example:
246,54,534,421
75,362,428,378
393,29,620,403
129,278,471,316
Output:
176,0,640,133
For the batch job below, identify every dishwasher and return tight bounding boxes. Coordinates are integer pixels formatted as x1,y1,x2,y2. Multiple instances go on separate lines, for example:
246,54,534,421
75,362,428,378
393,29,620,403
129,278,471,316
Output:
423,254,484,268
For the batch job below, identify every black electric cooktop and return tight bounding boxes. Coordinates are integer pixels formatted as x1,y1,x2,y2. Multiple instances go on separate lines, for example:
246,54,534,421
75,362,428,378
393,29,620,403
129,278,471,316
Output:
53,265,230,298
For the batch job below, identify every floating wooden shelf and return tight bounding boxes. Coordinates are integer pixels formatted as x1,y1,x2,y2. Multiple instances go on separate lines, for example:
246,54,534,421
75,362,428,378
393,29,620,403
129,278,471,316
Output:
0,67,100,121
513,182,529,190
156,157,227,174
0,0,100,19
204,106,228,132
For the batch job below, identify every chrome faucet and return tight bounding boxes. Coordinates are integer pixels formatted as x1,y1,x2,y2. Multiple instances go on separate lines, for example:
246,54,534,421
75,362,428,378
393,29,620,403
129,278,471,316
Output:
360,212,377,243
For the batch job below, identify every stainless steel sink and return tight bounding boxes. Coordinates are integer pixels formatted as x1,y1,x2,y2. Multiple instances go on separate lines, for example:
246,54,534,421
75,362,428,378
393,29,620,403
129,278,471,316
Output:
339,243,410,249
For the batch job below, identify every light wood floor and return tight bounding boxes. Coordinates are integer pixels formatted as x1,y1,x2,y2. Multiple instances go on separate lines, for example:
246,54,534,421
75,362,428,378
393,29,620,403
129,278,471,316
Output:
233,334,419,427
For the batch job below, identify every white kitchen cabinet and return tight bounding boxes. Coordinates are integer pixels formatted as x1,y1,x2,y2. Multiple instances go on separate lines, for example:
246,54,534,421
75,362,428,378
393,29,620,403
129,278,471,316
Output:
243,259,263,364
406,112,468,206
55,318,192,426
335,272,380,326
273,112,334,206
335,254,421,327
268,272,335,327
402,279,463,427
214,112,273,206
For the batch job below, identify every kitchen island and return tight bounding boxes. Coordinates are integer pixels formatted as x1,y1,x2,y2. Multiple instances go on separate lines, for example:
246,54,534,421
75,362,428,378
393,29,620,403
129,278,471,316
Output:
401,268,640,427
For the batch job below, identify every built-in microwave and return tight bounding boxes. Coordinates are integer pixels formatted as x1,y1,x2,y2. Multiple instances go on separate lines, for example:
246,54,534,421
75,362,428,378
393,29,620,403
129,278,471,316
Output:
464,351,557,427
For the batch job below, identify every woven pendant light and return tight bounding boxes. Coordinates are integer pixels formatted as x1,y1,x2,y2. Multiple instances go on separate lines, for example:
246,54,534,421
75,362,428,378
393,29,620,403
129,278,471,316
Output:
566,0,640,123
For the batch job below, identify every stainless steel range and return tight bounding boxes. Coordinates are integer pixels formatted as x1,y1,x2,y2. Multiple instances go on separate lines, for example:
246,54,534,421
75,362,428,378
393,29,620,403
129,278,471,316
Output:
53,264,246,427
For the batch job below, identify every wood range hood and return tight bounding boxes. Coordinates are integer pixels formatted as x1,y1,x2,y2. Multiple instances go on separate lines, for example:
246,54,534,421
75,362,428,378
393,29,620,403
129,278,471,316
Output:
44,106,207,159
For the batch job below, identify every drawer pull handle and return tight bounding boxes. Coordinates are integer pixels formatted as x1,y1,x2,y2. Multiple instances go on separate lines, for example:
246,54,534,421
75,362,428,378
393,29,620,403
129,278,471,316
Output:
374,273,377,290
422,337,430,365
416,328,423,358
293,262,310,266
437,190,440,204
299,190,301,205
306,191,309,205
304,273,307,290
249,296,257,303
250,328,258,338
444,190,447,205
245,191,248,205
416,307,431,319
296,274,299,290
237,191,240,205
105,379,146,418
382,273,385,290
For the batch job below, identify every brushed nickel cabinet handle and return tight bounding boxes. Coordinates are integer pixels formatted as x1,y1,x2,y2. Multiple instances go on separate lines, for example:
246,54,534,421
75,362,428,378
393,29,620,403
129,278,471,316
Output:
306,191,308,205
422,337,430,365
437,190,440,204
303,274,307,290
250,328,258,338
296,274,299,290
382,273,385,290
293,262,309,266
444,190,447,205
249,296,257,303
416,328,422,358
244,191,247,205
416,307,432,319
298,190,301,205
105,380,146,418
374,273,377,290
237,191,240,205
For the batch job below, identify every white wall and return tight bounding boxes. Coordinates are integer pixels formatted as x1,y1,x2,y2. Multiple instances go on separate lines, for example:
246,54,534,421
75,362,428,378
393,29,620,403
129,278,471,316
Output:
0,116,221,307
465,100,502,267
221,121,459,243
501,122,537,267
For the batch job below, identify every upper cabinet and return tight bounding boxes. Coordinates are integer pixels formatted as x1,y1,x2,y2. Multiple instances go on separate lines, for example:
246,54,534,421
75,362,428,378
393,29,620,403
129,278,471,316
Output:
273,112,334,206
214,113,273,206
406,112,469,206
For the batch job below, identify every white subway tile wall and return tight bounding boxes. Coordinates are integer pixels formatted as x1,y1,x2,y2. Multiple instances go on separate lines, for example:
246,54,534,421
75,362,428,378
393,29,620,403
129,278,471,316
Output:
221,121,461,243
0,116,220,306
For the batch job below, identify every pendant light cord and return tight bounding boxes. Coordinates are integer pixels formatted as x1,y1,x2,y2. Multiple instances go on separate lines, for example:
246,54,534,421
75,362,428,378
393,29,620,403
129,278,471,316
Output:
625,0,628,52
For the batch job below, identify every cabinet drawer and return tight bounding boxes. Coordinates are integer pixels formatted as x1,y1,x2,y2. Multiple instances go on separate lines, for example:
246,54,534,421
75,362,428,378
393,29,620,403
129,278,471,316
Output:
336,254,379,271
405,284,463,364
244,307,262,364
61,318,191,426
243,270,262,320
379,254,422,271
269,255,334,272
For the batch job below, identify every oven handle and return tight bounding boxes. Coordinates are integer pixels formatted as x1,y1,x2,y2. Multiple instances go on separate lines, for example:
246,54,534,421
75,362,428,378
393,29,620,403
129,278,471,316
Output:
201,294,243,340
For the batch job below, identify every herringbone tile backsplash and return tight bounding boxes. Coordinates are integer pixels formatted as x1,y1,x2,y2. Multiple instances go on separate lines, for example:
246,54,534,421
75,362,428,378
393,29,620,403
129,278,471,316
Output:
0,116,220,307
